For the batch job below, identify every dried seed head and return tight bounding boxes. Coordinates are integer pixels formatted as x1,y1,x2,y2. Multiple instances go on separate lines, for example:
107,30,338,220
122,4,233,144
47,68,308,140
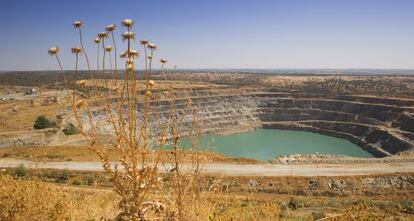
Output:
76,100,87,108
140,39,149,45
145,90,152,97
120,49,139,59
94,37,101,44
147,43,157,50
78,80,86,87
98,32,108,38
147,55,152,60
122,18,134,28
121,31,135,41
148,80,156,87
126,63,134,71
112,86,120,92
174,135,181,143
160,58,168,64
48,47,59,56
158,136,167,143
73,20,83,28
105,45,113,52
71,47,82,54
105,24,116,32
130,49,139,59
120,51,127,58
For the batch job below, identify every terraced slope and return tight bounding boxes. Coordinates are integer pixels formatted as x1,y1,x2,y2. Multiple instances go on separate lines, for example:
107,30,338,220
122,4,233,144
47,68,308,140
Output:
144,89,414,157
3,86,414,158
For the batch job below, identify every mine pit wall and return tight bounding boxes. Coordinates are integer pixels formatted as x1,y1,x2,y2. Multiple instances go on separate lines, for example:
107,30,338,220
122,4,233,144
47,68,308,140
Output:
181,91,414,157
87,90,414,158
256,92,414,157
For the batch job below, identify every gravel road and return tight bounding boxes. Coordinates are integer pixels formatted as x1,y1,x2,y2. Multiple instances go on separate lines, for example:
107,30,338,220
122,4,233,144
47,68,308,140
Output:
1,159,413,176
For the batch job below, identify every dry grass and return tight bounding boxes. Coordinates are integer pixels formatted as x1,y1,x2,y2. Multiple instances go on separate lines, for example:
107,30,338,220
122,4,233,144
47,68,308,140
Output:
0,174,118,220
0,145,259,164
0,100,63,133
1,173,413,221
0,174,279,220
79,79,222,91
262,75,414,97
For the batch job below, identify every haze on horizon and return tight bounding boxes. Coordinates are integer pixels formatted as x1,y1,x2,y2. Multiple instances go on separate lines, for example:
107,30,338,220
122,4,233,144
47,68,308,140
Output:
0,0,413,71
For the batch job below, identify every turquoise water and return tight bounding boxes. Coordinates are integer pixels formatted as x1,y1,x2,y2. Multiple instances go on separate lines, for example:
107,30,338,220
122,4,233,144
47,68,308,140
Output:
194,129,373,160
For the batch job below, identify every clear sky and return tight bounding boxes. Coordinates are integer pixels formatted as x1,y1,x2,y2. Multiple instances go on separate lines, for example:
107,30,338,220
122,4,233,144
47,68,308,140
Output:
0,0,413,70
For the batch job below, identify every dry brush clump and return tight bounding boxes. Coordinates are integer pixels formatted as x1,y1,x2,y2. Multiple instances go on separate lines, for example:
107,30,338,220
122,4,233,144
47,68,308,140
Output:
0,174,71,220
48,19,206,220
0,173,119,220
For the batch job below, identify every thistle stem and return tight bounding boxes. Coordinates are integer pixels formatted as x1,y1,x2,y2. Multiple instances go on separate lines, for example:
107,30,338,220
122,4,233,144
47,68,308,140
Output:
72,53,79,102
108,51,113,72
96,44,100,72
102,38,106,80
161,63,167,81
78,28,95,89
111,31,118,80
143,45,148,75
55,54,68,90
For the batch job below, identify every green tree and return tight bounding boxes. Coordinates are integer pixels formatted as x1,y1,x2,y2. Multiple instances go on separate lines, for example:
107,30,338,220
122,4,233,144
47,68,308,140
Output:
62,123,80,135
33,116,55,129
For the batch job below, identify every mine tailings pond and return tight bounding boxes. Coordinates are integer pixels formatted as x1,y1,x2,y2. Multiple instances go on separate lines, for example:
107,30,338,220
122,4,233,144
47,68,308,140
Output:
193,129,373,160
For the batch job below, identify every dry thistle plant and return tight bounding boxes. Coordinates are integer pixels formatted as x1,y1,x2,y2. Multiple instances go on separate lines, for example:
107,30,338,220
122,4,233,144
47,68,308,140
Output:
49,19,206,220
49,18,203,220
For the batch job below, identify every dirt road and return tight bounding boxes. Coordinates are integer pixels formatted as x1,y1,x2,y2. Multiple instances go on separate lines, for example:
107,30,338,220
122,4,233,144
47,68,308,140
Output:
1,159,413,176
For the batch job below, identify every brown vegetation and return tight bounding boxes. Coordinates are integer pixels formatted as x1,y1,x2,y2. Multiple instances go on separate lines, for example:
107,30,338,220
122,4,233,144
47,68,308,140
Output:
46,18,211,220
1,171,413,220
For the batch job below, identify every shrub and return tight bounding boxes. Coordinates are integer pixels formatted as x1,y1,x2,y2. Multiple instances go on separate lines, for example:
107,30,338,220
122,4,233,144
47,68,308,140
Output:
83,174,96,186
33,116,55,129
71,177,83,186
288,197,298,210
312,210,325,220
59,169,70,182
62,123,80,135
14,164,27,177
51,169,70,183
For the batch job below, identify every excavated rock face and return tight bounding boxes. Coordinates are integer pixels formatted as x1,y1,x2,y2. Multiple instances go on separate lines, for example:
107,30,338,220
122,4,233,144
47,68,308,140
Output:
255,92,414,157
79,87,414,158
20,84,408,158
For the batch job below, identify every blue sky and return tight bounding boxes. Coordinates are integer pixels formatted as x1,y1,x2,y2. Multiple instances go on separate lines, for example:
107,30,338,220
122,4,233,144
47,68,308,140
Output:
0,0,413,70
